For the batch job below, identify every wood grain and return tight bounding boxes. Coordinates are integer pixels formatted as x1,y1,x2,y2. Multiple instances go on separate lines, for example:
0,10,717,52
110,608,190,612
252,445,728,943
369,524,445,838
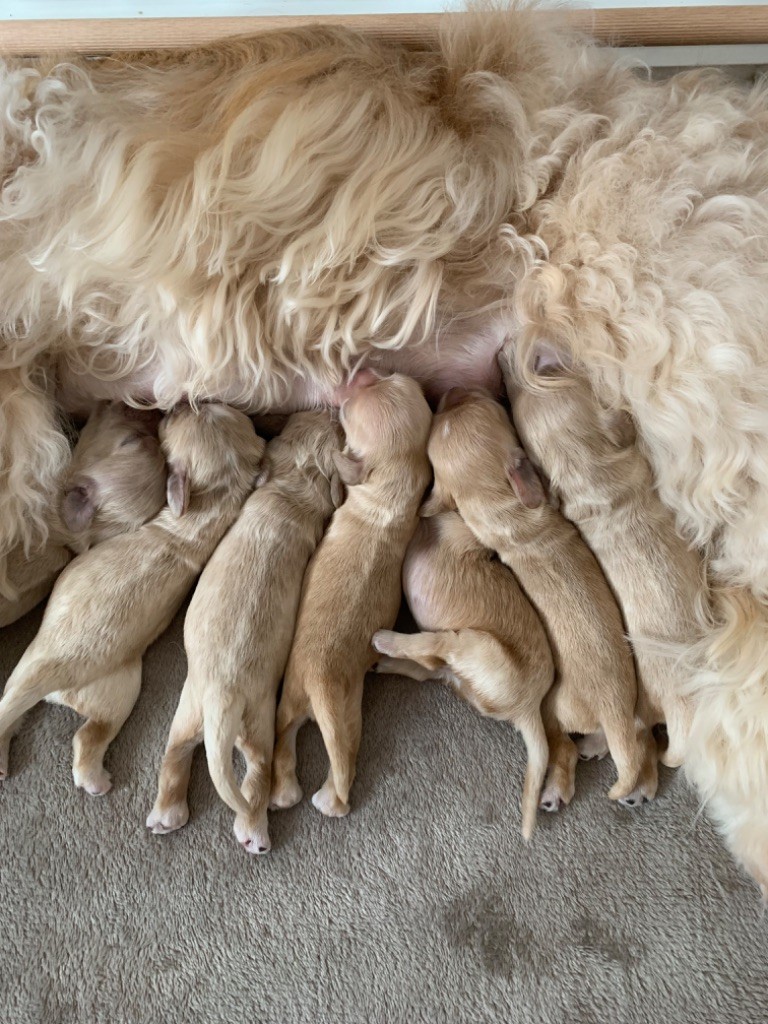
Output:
1,8,767,57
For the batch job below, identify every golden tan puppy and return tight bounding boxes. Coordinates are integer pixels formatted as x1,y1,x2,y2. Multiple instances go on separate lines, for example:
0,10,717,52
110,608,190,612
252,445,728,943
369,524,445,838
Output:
271,373,432,817
372,509,554,839
423,388,644,812
0,401,167,628
502,341,706,786
147,410,343,853
0,403,264,794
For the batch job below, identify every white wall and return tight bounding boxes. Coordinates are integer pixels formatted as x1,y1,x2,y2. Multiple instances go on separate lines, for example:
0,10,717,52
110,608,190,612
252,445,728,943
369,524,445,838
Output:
5,0,766,20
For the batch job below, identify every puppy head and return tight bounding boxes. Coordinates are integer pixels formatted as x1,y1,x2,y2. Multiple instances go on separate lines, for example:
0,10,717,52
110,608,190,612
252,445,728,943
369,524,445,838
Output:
336,373,432,484
159,402,266,516
60,401,167,542
513,339,636,462
261,410,346,508
422,389,544,516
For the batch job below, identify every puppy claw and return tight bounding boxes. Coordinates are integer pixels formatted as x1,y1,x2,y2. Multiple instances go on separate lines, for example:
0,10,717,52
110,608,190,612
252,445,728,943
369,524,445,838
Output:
146,802,189,834
539,795,563,813
618,791,650,809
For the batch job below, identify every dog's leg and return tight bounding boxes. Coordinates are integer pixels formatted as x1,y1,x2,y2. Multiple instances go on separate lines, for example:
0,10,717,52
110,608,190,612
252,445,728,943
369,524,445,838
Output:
539,725,579,813
0,651,79,777
373,653,436,682
660,697,693,769
61,659,142,795
311,677,363,818
618,727,659,808
147,684,203,834
233,701,275,855
603,711,647,803
270,683,310,810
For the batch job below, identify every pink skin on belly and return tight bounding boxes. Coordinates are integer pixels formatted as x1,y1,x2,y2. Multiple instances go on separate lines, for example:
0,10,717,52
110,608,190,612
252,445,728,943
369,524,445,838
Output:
57,319,508,416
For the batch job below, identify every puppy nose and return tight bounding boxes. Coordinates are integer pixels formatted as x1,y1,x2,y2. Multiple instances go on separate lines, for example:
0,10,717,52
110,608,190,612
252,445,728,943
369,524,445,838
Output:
439,387,473,412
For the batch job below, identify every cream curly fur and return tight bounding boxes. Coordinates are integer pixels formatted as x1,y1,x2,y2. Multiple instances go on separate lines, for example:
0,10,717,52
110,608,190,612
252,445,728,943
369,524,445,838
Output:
1,3,768,887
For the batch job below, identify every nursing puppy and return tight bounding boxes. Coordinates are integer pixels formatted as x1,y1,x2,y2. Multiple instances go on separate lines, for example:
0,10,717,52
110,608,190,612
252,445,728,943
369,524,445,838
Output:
147,410,343,853
424,389,643,810
373,509,554,839
0,403,264,793
501,343,705,780
271,373,432,817
0,401,167,628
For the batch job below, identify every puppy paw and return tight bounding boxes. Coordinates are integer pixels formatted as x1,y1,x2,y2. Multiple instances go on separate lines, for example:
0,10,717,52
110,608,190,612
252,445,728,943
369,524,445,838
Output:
269,775,302,810
539,774,574,813
311,783,350,818
146,801,189,834
617,783,656,808
0,743,9,781
577,732,609,761
234,815,271,855
371,630,399,657
73,765,112,796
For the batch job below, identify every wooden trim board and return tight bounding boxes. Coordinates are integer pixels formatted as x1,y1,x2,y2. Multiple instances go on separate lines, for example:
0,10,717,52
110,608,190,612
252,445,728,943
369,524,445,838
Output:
1,8,767,56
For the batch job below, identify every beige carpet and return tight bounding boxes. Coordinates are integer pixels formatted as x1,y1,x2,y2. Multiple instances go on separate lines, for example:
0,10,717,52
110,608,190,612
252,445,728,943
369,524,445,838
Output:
1,597,767,1024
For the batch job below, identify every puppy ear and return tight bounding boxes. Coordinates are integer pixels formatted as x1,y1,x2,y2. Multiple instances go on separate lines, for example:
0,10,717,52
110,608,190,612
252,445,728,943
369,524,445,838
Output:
533,341,570,376
330,472,345,509
506,455,545,509
61,479,98,533
167,468,190,518
254,455,271,489
332,450,366,487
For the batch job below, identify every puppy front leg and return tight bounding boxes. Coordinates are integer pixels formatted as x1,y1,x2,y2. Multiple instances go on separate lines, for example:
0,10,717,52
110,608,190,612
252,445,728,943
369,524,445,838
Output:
233,703,275,855
617,727,658,808
64,659,142,795
311,676,363,818
147,684,203,834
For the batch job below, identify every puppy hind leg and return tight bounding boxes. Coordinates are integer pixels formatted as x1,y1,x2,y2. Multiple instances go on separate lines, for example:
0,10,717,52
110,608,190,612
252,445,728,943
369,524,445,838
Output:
603,712,646,803
660,698,693,768
539,725,579,813
147,684,203,834
66,659,143,795
373,654,437,682
518,714,549,841
0,655,79,778
270,684,310,811
311,678,363,818
618,727,659,808
233,703,275,855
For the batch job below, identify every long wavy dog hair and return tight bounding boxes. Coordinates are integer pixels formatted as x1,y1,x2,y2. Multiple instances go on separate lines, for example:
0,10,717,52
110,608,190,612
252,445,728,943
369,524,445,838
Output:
2,3,768,888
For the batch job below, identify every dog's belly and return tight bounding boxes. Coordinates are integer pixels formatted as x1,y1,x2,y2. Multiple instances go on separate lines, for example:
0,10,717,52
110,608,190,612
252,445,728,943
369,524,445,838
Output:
58,316,507,415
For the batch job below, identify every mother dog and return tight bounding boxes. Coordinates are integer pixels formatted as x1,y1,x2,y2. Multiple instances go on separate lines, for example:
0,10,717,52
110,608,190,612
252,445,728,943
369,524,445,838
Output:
1,4,767,889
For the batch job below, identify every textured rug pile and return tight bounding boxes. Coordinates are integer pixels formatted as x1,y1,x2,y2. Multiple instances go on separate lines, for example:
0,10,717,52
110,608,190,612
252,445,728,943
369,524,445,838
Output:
2,599,766,1023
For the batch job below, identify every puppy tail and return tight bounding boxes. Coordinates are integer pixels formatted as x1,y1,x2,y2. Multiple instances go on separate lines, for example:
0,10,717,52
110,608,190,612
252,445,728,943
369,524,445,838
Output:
203,695,251,819
519,714,549,841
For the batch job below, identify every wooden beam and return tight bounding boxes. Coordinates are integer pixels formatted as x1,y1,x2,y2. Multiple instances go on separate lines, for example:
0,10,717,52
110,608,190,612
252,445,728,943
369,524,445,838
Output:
1,8,767,57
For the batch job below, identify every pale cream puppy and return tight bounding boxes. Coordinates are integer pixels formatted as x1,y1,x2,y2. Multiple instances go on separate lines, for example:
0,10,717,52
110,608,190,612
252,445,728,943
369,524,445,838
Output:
0,403,264,793
147,410,344,854
502,340,706,785
271,372,432,817
423,388,644,811
372,508,555,839
0,401,167,628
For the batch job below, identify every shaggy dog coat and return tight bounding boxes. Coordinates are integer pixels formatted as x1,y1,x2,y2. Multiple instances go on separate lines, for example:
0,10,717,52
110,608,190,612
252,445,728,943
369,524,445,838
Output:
1,4,768,884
